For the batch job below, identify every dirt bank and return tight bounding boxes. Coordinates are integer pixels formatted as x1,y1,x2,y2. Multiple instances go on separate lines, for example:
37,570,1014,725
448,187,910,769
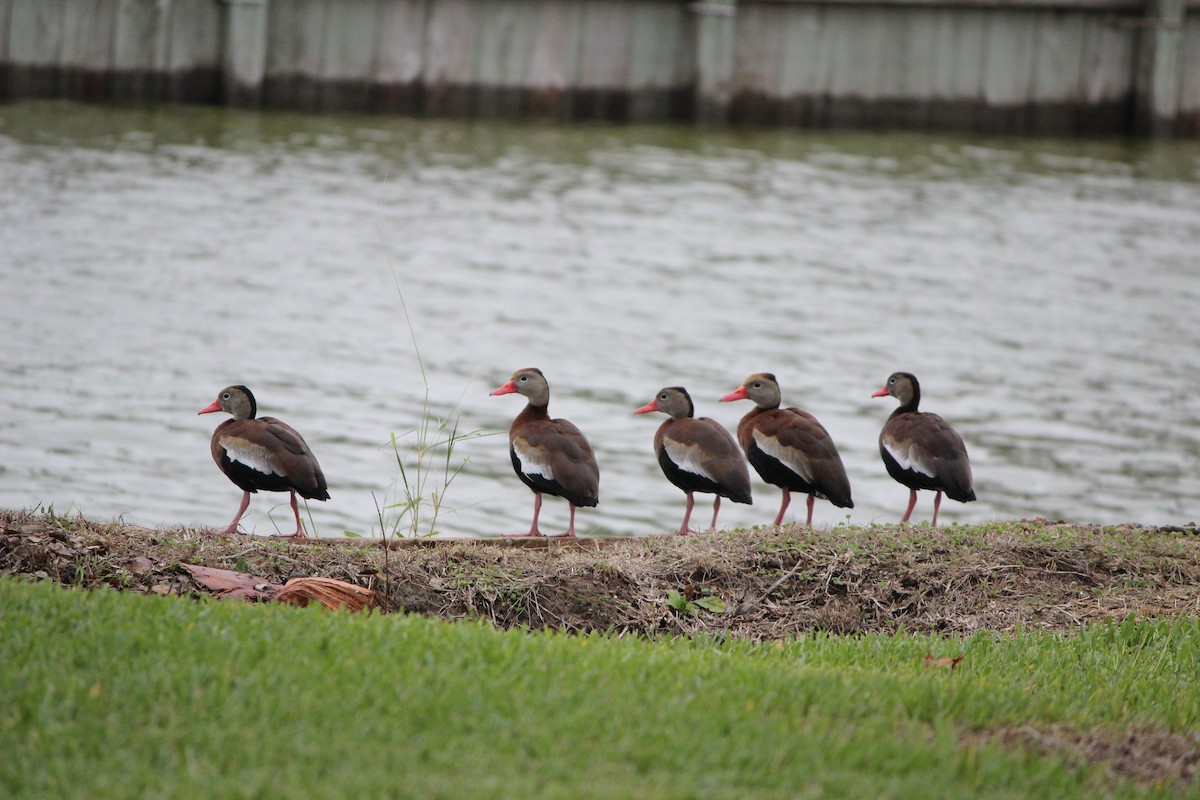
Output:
4,509,1197,638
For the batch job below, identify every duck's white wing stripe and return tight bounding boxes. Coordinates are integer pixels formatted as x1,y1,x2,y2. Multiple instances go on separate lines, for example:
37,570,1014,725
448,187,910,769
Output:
513,437,554,480
220,436,285,476
663,438,716,482
752,430,813,482
882,436,936,478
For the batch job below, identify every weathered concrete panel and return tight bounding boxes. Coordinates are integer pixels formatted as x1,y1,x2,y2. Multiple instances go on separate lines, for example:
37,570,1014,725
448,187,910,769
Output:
422,0,474,114
10,0,67,66
776,5,824,118
734,3,783,95
524,0,581,89
166,0,221,71
55,0,114,99
372,0,425,111
928,8,986,102
629,1,687,89
161,0,220,102
1179,14,1200,130
470,0,535,116
7,0,67,97
114,0,164,72
61,0,114,69
0,0,11,64
316,0,379,109
265,0,329,108
982,10,1039,109
1078,12,1133,104
267,0,328,76
1,0,1197,135
322,0,378,80
519,0,582,116
424,0,473,85
577,0,634,88
375,0,425,84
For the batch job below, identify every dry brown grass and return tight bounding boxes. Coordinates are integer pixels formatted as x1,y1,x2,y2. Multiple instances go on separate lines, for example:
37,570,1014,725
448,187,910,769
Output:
4,508,1197,638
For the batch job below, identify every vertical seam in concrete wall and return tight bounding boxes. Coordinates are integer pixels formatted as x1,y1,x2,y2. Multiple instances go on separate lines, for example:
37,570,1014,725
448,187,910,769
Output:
109,0,121,72
156,0,173,74
162,0,174,73
221,0,269,105
1134,0,1147,116
260,0,270,97
369,0,383,84
1131,0,1185,131
978,7,991,102
319,0,330,79
0,0,11,64
1076,12,1090,102
1027,10,1042,110
570,0,585,90
1161,0,1185,121
468,0,481,87
424,0,439,87
56,0,68,64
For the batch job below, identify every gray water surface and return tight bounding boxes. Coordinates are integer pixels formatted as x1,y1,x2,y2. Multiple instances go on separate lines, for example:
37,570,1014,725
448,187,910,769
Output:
2,101,1198,536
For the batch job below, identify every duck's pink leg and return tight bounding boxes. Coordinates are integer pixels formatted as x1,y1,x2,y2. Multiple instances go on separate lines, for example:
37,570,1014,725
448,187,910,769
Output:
773,489,792,526
900,489,919,523
289,491,308,537
805,494,816,527
708,496,721,532
506,492,545,537
271,491,309,538
932,491,944,527
548,502,578,538
677,492,695,535
223,491,251,534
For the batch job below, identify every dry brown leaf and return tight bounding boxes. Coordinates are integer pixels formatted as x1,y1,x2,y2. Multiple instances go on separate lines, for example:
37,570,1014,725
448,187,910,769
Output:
276,576,376,612
923,653,965,670
180,563,281,602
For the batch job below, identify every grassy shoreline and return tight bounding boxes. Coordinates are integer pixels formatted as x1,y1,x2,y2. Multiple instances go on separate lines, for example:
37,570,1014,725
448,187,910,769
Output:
3,509,1198,796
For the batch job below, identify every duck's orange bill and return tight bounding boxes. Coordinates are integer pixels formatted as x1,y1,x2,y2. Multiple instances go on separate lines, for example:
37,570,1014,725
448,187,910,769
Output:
198,400,222,415
634,400,658,414
720,386,748,402
490,380,518,396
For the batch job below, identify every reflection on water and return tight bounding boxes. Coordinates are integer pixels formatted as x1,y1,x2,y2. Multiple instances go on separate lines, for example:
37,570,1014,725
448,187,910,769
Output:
2,101,1198,536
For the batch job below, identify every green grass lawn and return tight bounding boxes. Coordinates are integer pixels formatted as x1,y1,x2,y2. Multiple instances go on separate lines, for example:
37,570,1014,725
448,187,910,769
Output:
1,578,1195,799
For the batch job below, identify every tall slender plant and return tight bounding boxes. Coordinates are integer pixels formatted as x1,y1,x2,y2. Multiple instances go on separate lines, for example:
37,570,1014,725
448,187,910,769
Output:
377,247,489,538
383,384,486,538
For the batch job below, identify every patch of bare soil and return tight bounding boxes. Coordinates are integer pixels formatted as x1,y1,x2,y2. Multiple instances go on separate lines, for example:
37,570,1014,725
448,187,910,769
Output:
4,509,1198,790
976,725,1200,795
4,510,1198,636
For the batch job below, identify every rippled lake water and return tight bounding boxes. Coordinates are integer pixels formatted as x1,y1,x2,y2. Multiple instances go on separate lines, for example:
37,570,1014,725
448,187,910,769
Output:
2,101,1198,537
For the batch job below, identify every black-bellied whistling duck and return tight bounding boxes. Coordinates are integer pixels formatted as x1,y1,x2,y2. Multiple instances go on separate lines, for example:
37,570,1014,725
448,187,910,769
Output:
198,385,329,537
490,368,599,537
721,373,853,527
872,371,975,526
636,386,752,535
